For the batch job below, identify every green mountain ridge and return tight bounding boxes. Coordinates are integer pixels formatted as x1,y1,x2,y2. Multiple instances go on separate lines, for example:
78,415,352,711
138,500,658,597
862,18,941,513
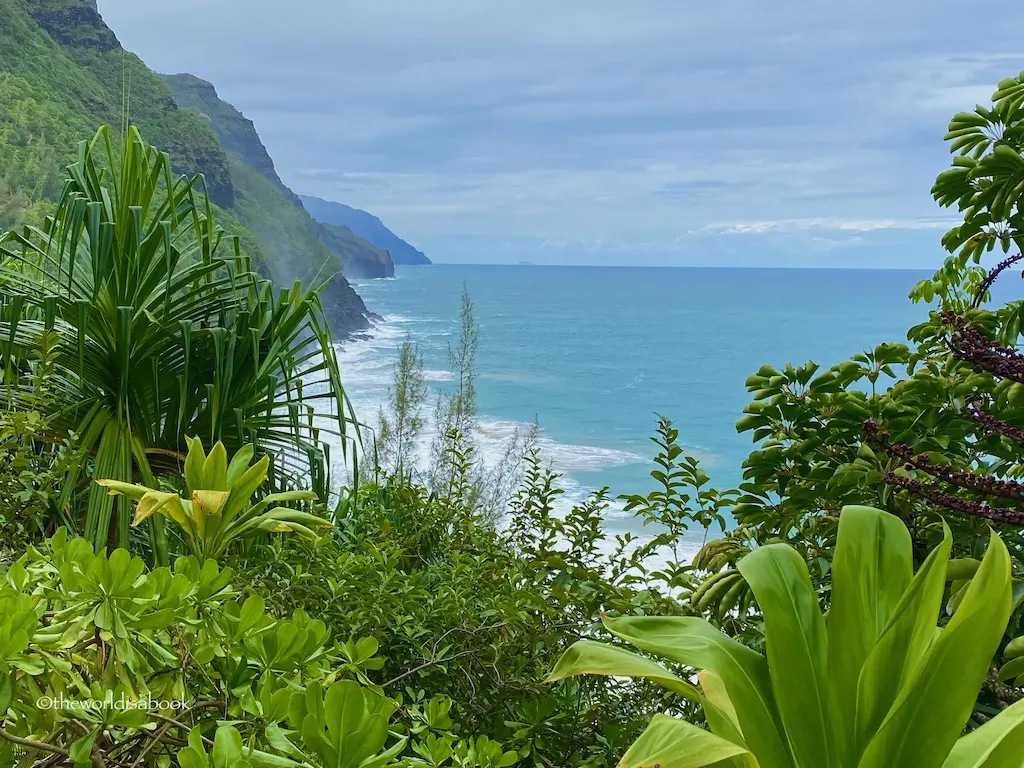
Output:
300,194,432,266
158,73,394,281
0,0,380,333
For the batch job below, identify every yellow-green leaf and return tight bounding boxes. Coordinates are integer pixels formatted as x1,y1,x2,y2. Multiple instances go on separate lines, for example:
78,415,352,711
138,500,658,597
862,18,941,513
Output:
547,640,701,702
859,528,1012,768
603,616,792,768
942,698,1024,768
617,714,755,768
739,544,834,768
826,505,913,764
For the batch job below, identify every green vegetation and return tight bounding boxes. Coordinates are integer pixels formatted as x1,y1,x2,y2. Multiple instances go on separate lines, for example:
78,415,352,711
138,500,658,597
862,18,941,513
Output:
98,438,330,563
6,37,1024,768
550,505,1022,767
0,126,350,562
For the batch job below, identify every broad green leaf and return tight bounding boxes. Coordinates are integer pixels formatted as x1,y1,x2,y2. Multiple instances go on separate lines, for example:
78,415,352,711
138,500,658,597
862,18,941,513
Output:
547,640,701,701
943,698,1024,767
617,714,755,768
826,505,913,766
205,442,229,491
68,728,99,767
301,681,395,768
184,437,206,492
227,444,256,485
134,490,186,527
859,528,1012,768
854,525,952,757
238,594,267,636
94,479,149,501
945,558,981,582
220,456,271,527
699,669,747,748
603,616,792,768
193,490,229,518
212,726,245,768
739,544,834,768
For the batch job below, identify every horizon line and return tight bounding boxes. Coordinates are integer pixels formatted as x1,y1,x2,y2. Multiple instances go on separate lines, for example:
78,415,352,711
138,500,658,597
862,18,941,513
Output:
409,262,937,272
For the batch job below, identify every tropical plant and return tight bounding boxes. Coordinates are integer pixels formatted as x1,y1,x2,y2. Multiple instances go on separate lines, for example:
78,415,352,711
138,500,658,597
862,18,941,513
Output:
239,453,690,768
0,411,69,551
549,505,1024,768
0,526,519,768
0,125,352,559
927,70,1024,306
97,436,331,562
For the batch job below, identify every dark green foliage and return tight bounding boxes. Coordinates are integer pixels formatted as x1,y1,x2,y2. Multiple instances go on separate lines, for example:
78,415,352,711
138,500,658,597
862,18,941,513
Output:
0,527,465,767
235,460,685,767
0,409,74,553
5,31,1024,768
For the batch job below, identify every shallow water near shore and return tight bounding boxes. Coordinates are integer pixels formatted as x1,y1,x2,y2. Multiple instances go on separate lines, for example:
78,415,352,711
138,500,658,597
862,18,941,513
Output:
339,264,937,556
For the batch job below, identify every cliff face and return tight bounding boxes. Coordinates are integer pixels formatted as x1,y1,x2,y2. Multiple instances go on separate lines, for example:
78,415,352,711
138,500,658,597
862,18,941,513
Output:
28,0,120,53
161,74,287,193
0,0,373,335
299,195,432,265
160,73,396,283
317,223,396,279
23,0,236,208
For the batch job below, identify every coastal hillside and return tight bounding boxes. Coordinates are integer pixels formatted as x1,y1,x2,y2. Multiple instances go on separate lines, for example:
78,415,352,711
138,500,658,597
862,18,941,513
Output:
160,74,395,280
0,0,373,332
300,194,432,265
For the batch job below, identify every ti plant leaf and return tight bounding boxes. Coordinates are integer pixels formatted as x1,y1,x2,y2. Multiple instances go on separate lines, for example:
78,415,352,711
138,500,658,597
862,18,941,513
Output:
548,505,1023,768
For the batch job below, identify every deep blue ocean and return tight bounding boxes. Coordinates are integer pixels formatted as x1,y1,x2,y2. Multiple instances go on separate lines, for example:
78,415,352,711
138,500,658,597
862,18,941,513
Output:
340,265,934,555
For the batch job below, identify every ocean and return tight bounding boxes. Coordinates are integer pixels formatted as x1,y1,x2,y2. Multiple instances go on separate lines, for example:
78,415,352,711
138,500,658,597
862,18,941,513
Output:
338,265,935,556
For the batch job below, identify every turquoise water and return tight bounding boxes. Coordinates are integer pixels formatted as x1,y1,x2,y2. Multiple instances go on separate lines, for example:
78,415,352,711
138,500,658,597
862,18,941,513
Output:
340,265,933,551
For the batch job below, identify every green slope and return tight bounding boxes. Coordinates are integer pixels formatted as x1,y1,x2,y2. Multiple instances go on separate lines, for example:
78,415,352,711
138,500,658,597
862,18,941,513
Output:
160,73,395,281
0,0,372,333
317,221,394,279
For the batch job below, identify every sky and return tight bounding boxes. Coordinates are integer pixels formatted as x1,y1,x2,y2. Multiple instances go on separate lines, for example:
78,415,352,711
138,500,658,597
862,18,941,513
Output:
97,1,1024,268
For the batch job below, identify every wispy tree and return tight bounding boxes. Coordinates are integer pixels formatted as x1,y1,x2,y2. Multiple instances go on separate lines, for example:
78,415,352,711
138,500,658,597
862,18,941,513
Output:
376,339,428,481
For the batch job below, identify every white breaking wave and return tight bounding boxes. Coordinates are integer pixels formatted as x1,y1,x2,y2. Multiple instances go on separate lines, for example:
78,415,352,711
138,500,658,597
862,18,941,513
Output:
334,316,647,481
327,315,707,568
423,369,455,382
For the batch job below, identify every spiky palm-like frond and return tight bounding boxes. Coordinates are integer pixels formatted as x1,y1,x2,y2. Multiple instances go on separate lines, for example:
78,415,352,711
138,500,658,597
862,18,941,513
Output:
0,125,354,560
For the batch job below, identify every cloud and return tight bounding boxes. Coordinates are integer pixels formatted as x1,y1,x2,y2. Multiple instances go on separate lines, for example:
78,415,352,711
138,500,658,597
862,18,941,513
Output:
699,217,959,235
97,0,1024,267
